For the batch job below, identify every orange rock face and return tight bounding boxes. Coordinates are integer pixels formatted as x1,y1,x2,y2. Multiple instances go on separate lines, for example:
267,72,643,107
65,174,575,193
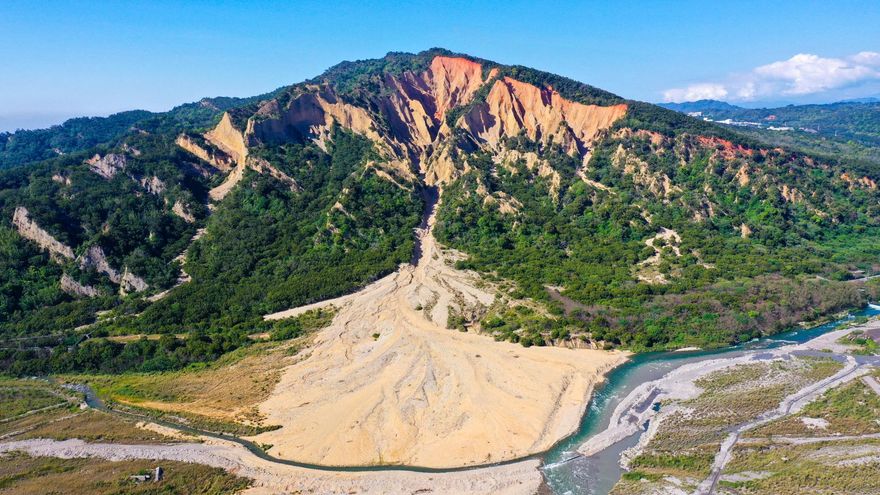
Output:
205,113,248,165
200,55,628,188
426,56,484,121
462,77,627,157
695,136,753,161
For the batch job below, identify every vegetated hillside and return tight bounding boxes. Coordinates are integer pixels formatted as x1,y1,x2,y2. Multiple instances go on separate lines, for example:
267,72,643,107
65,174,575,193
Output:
0,94,276,170
3,49,880,376
661,99,880,164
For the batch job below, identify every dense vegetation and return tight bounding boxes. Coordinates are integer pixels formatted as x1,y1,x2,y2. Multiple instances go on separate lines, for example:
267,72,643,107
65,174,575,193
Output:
135,129,421,331
0,111,150,170
436,104,880,350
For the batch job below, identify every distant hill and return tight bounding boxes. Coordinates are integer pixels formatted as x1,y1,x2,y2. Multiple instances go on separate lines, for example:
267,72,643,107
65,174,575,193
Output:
840,96,880,104
660,98,880,164
658,99,744,114
0,95,277,170
658,99,880,145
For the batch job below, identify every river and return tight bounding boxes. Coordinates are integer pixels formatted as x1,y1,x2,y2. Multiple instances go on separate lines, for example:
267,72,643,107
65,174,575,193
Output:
540,304,880,495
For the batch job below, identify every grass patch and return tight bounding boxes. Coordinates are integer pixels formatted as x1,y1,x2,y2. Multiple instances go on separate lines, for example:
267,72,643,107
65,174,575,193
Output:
749,378,880,437
61,338,297,433
13,409,181,444
722,439,880,494
0,380,69,421
0,452,250,494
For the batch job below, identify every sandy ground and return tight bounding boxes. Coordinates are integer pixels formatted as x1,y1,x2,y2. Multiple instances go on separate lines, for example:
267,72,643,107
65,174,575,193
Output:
0,437,543,495
255,193,627,468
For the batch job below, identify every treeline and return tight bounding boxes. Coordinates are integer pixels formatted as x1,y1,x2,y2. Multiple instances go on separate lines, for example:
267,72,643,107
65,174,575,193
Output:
1,329,249,375
0,307,333,376
0,92,274,170
0,111,151,170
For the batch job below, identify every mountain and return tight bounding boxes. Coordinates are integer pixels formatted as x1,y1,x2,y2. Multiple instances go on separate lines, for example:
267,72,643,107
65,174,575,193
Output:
840,96,880,104
659,99,744,114
3,49,880,376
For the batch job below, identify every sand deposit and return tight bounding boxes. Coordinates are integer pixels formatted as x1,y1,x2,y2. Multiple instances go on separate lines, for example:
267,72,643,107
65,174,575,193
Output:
257,193,626,468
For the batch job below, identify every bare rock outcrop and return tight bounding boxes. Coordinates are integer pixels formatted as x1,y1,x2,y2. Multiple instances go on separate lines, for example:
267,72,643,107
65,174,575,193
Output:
841,172,877,191
171,200,196,223
77,245,148,294
248,157,301,192
189,114,301,201
612,144,680,199
493,149,562,198
120,267,149,294
175,135,235,172
138,175,166,195
86,153,127,179
60,273,100,298
199,55,627,196
208,161,247,201
12,207,74,261
51,174,71,186
461,77,627,160
204,113,248,166
78,245,120,282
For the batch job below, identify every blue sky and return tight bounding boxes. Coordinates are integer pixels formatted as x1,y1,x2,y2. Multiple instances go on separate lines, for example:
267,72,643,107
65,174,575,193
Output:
1,0,879,131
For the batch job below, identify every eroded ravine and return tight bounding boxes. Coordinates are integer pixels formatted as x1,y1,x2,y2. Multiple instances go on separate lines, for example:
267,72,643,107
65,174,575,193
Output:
255,187,627,468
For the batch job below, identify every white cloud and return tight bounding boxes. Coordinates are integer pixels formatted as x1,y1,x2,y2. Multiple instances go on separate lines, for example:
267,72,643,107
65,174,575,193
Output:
662,51,880,102
753,53,876,95
662,83,728,102
851,51,880,66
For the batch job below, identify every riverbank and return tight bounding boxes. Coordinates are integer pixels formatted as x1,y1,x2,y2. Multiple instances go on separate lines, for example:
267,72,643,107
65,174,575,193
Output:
0,437,544,495
1,311,876,494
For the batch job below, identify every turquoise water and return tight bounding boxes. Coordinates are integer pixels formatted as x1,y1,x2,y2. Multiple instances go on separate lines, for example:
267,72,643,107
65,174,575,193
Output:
541,305,880,495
